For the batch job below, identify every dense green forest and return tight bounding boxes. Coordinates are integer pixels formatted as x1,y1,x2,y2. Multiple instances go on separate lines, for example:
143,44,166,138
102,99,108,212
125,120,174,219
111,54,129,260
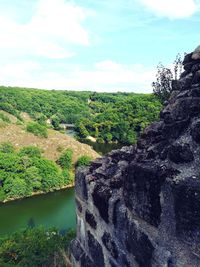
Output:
0,142,76,202
0,86,162,145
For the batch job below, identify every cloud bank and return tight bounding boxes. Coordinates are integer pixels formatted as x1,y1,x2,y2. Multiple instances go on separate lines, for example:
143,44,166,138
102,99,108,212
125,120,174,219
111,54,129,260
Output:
0,0,90,59
139,0,199,19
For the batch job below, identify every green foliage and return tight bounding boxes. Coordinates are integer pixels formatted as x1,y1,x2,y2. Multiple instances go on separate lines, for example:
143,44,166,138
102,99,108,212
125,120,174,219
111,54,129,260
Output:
76,94,162,145
76,155,92,168
152,54,183,102
57,149,73,170
34,113,47,126
62,169,74,184
152,63,173,103
0,86,162,145
31,158,64,192
51,115,61,130
0,227,76,267
0,188,6,201
26,122,48,138
0,142,15,153
19,146,42,158
6,177,28,198
0,112,10,123
0,143,67,202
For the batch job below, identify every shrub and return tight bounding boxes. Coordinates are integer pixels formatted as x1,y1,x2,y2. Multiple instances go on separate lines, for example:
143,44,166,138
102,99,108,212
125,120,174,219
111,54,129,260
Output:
62,169,74,184
0,112,10,123
152,54,183,102
19,146,42,158
26,122,48,138
56,145,64,153
0,142,15,153
57,149,73,170
0,227,76,267
76,155,92,168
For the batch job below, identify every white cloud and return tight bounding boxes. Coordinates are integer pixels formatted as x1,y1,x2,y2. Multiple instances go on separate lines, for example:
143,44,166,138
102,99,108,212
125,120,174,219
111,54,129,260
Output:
0,60,155,93
0,0,90,59
139,0,199,19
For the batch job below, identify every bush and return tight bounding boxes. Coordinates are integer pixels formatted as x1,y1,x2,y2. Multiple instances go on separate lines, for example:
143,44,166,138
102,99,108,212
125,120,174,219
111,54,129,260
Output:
26,122,48,138
0,142,15,153
0,227,76,267
152,54,183,102
76,155,92,168
19,146,42,158
62,169,74,184
0,112,10,123
57,149,73,170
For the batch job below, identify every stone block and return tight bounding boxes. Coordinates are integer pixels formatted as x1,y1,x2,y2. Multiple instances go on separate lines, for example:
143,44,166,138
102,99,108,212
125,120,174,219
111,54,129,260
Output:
85,210,97,229
80,253,94,267
87,231,105,267
126,221,154,267
173,177,200,243
124,162,166,227
102,232,118,259
76,198,83,213
168,143,194,164
92,182,112,223
69,239,84,261
75,167,89,201
191,119,200,143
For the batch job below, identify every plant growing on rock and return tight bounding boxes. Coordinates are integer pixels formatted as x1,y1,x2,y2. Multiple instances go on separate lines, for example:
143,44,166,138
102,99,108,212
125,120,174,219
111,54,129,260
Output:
152,53,183,102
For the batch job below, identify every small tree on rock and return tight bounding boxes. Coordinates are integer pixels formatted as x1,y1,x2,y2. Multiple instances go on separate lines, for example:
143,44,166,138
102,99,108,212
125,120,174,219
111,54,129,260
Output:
152,53,183,103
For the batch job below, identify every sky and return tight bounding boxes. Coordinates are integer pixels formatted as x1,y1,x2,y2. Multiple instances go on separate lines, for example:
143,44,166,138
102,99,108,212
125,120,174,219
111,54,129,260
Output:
0,0,200,93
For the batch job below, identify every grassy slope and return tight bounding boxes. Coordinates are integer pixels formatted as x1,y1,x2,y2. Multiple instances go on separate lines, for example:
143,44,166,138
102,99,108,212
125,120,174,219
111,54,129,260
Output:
0,111,99,163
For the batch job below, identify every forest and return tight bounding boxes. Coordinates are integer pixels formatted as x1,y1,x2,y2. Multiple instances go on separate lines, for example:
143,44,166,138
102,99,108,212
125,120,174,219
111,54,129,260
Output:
0,143,74,202
0,86,163,266
0,86,163,202
0,86,162,145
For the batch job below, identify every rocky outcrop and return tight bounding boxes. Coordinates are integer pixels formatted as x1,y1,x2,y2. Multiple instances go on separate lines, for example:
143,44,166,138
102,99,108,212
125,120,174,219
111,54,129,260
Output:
70,46,200,267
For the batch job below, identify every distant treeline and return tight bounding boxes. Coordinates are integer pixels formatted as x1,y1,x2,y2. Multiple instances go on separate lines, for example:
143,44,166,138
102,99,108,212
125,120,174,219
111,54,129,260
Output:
0,86,162,144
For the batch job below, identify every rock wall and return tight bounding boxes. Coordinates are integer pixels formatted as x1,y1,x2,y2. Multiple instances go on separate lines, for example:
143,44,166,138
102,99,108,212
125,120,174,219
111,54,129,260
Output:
70,47,200,267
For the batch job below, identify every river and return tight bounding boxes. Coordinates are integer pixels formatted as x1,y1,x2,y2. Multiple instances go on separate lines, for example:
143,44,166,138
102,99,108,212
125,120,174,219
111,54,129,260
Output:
65,128,123,155
0,187,76,236
82,139,123,155
0,131,121,237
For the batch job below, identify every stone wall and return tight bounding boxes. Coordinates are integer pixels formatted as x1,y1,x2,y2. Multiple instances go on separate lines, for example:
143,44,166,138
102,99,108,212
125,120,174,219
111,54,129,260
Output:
70,47,200,267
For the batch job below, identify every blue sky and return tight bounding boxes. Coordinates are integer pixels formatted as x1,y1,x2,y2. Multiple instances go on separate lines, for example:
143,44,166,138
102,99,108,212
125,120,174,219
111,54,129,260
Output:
0,0,200,93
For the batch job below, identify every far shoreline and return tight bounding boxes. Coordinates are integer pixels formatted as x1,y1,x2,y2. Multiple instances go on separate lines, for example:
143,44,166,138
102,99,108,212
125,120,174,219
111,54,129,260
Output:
1,183,74,204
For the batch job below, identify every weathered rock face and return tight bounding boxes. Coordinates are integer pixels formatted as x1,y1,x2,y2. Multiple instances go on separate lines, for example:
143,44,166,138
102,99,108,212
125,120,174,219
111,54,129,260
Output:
70,47,200,267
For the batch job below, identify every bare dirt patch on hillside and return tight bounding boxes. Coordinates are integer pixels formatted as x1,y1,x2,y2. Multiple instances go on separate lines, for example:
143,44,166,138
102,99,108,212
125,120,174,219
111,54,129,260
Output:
0,124,99,162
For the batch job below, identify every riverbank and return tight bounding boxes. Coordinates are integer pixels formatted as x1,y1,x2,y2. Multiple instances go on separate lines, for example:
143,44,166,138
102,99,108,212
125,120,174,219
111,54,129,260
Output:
1,183,74,204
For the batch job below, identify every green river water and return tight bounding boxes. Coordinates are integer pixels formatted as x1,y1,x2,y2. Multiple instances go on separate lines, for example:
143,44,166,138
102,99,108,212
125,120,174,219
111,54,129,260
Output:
0,134,122,237
0,188,76,236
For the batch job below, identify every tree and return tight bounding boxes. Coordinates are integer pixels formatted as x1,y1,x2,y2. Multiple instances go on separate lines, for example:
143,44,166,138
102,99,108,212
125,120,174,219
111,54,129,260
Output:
57,149,73,170
152,54,183,102
51,115,61,130
152,63,173,103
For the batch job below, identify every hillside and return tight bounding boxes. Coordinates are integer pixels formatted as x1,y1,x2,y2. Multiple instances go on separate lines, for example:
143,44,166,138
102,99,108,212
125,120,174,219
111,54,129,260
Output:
0,121,99,163
0,111,99,202
0,86,162,145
